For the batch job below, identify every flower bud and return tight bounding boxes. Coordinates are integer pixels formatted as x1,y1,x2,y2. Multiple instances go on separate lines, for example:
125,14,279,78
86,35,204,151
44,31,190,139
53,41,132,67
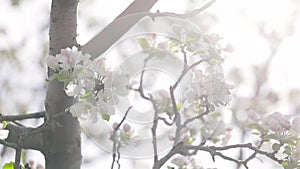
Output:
112,122,119,130
123,123,131,132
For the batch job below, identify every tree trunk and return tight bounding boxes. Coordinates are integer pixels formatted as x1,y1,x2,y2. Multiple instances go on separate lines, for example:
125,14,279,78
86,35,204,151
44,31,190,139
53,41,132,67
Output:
44,0,82,168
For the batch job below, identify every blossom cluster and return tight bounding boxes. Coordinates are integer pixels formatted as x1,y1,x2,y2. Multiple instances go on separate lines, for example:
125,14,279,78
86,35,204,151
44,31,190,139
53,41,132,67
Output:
170,155,203,169
185,69,232,108
152,89,173,116
246,110,300,134
246,110,300,167
111,122,134,145
46,47,129,122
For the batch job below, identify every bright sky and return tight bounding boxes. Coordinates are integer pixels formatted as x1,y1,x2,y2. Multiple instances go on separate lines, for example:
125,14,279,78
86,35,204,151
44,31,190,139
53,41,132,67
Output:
0,0,300,168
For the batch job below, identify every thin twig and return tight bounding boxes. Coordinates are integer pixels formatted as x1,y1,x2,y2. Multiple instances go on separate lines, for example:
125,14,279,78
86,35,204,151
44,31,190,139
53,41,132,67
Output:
0,140,20,149
149,0,216,19
149,96,159,164
185,143,282,165
116,106,133,130
116,143,122,169
169,86,181,146
173,58,210,90
0,111,45,122
82,0,216,59
158,117,174,126
170,57,210,145
182,105,210,127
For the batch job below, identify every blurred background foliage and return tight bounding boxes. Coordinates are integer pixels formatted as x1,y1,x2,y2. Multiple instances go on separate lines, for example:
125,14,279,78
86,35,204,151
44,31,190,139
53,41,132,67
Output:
1,0,300,168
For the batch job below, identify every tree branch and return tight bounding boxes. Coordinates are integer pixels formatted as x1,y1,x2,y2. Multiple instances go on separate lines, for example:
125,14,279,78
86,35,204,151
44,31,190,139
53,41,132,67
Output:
81,0,216,59
0,111,45,122
0,140,20,149
182,104,210,128
149,96,159,165
153,142,183,169
81,0,159,58
185,143,282,166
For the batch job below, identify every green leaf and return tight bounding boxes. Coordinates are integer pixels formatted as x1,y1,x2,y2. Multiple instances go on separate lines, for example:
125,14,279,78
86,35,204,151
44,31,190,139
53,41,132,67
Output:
247,123,264,133
211,112,221,118
282,161,289,167
209,59,219,65
286,135,300,146
120,133,131,145
283,146,292,155
187,138,195,144
57,70,71,83
272,143,281,151
263,133,277,141
2,162,14,169
101,113,110,121
281,161,289,169
176,104,181,111
138,38,150,49
282,160,298,169
172,50,179,53
170,41,178,47
48,73,60,81
167,166,174,169
2,121,7,128
11,0,21,6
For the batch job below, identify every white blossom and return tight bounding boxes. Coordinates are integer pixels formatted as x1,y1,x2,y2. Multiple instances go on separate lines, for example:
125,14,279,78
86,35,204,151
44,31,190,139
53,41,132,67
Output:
204,33,221,45
96,90,119,116
152,89,173,114
105,68,129,96
46,55,59,70
66,84,82,96
185,69,231,107
171,156,189,167
0,123,9,140
262,112,291,132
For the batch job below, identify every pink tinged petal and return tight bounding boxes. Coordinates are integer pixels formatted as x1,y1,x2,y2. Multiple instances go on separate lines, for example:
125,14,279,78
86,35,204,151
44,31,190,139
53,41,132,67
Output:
123,123,131,132
267,119,281,131
273,112,291,130
67,57,76,65
61,48,71,57
112,123,119,130
193,69,203,80
247,109,261,121
46,55,59,69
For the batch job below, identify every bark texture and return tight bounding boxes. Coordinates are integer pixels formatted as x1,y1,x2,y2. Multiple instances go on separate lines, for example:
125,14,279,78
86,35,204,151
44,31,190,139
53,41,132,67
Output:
44,0,82,168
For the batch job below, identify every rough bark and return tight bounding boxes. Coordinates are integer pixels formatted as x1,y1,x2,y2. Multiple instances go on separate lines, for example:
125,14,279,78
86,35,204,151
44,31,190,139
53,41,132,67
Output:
44,0,82,168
